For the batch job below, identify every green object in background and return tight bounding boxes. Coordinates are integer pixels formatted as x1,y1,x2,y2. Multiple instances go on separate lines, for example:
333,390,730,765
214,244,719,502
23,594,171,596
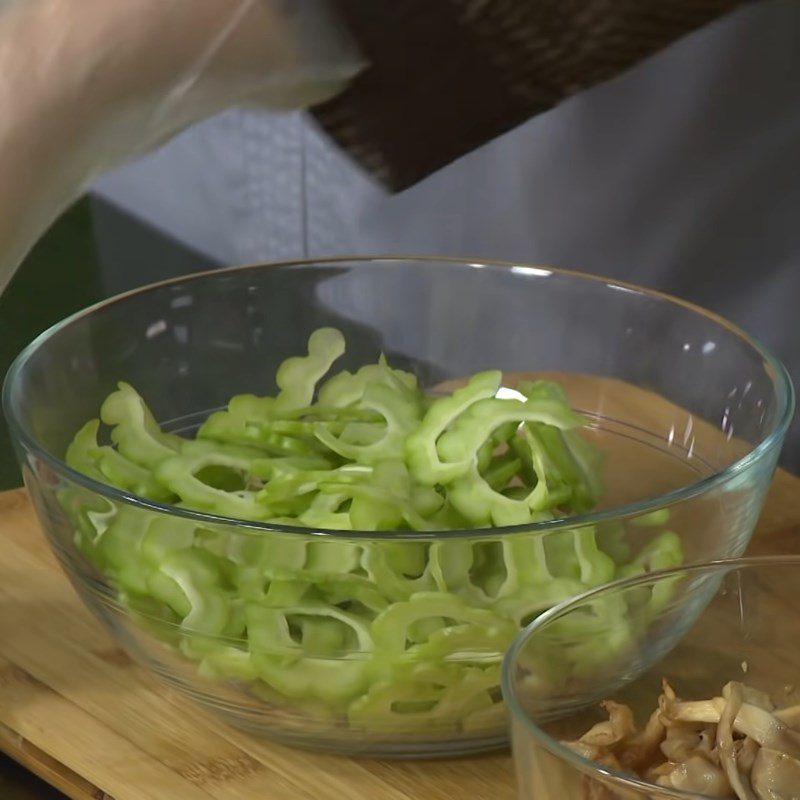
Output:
0,195,216,492
0,199,104,490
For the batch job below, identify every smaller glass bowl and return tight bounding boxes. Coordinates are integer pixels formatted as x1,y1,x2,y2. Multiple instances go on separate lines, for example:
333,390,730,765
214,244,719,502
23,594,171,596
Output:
503,556,800,799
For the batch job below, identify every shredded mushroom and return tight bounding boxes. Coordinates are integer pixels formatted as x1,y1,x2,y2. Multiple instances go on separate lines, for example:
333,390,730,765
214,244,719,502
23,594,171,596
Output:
561,680,800,800
715,682,757,800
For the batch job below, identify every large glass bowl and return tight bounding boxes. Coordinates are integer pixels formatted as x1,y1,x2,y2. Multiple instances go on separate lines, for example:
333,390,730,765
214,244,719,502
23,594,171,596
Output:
503,557,800,799
2,257,793,757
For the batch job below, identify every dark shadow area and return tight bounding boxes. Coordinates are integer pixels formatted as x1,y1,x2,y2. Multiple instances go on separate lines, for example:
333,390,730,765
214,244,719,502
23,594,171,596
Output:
0,753,66,800
0,196,218,491
0,200,103,490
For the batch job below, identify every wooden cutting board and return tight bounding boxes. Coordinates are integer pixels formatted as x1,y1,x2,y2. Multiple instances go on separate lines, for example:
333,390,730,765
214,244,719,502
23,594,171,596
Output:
0,489,513,800
1,472,799,800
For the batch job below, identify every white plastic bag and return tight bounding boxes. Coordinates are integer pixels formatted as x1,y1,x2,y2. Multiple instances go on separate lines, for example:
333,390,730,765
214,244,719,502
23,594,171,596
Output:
0,0,362,293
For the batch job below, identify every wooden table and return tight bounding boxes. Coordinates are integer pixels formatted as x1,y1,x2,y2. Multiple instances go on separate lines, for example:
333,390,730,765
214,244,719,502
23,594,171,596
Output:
1,472,799,800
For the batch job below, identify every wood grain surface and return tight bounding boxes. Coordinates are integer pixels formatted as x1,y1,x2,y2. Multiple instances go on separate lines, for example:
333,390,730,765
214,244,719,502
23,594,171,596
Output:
0,372,797,799
1,475,799,800
0,489,517,800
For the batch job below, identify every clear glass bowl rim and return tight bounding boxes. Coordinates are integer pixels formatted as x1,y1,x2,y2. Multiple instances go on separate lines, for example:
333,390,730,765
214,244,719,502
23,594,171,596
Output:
500,554,800,799
3,255,794,541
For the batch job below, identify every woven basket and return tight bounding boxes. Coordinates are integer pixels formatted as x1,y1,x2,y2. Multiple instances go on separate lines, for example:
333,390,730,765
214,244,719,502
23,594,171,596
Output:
312,0,749,190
